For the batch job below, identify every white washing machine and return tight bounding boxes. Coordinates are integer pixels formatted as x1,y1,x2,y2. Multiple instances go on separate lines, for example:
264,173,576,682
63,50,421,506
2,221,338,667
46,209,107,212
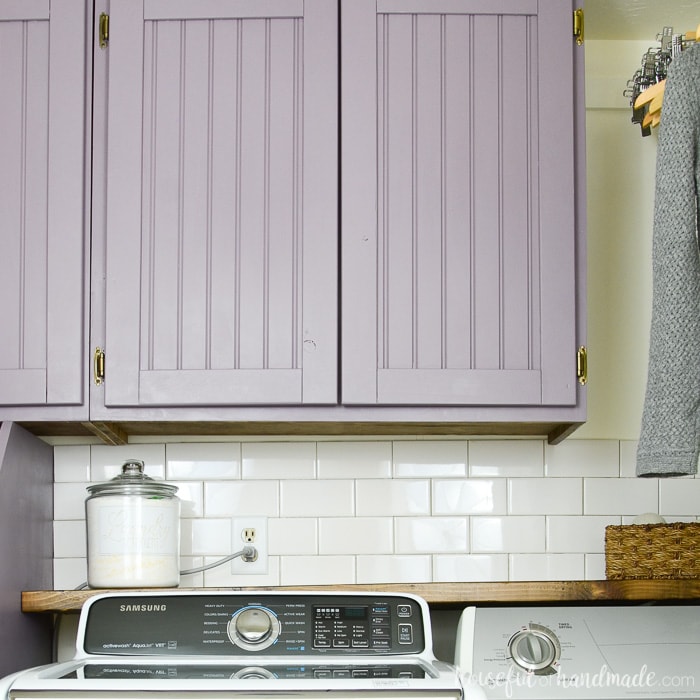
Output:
455,605,700,699
0,591,463,700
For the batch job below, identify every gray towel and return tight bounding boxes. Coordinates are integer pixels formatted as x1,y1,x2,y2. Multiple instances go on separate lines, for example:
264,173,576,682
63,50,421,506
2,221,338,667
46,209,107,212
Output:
637,44,700,477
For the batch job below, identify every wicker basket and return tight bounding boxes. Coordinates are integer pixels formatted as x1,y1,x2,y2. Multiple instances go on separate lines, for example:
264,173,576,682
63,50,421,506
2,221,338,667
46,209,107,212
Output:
605,522,700,579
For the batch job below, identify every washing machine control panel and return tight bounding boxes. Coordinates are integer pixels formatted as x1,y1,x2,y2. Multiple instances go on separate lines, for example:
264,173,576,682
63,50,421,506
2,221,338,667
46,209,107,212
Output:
82,593,426,656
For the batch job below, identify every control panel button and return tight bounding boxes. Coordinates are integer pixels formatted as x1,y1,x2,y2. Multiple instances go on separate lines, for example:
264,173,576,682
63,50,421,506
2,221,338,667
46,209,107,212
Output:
372,639,391,649
398,623,413,644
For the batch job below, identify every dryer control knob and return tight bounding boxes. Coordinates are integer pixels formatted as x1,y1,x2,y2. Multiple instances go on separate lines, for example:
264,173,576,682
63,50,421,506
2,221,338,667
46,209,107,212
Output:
507,624,560,675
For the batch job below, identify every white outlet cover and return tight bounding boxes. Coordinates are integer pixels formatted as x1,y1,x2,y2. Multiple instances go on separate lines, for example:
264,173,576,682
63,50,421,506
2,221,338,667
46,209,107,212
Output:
231,516,268,575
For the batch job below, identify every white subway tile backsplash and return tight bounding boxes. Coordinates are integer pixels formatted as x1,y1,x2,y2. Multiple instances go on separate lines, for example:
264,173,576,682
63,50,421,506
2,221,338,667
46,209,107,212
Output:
619,441,638,478
318,441,391,479
178,557,205,588
433,554,508,582
54,445,91,482
269,518,318,555
356,480,430,516
53,558,87,590
319,517,393,554
187,518,231,556
585,553,607,580
281,480,353,517
204,481,279,517
546,515,619,553
203,555,281,588
242,442,316,480
280,555,355,586
659,479,700,516
89,444,165,481
393,441,467,478
167,443,240,480
357,555,432,583
509,553,585,581
54,520,86,558
170,481,204,518
395,517,468,554
583,478,658,515
508,478,582,515
469,440,544,477
433,479,507,515
471,516,545,553
545,440,619,477
179,518,194,556
52,438,700,587
54,482,89,520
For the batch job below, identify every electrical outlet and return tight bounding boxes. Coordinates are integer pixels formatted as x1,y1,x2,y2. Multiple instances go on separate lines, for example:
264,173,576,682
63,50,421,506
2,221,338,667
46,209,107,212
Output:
231,516,268,575
242,528,257,543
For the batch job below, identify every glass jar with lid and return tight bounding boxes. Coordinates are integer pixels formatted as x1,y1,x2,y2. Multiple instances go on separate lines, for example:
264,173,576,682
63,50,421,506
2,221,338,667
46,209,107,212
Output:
85,459,180,588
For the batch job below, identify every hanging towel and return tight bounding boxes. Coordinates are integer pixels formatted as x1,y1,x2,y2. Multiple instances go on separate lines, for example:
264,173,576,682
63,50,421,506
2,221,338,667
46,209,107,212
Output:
637,44,700,477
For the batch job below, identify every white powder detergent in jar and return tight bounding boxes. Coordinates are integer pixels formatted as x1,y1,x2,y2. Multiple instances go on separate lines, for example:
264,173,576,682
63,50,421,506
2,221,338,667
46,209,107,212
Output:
85,459,180,588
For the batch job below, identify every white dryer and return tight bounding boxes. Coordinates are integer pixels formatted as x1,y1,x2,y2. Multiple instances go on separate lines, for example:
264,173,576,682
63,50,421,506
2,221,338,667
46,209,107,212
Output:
455,605,700,699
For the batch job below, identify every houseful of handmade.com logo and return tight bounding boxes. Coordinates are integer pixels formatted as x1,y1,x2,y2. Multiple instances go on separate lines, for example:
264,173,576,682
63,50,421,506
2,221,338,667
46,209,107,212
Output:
462,665,695,699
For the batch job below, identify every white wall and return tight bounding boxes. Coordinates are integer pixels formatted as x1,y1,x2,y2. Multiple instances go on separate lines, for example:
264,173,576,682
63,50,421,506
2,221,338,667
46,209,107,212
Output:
52,41,700,590
577,40,659,440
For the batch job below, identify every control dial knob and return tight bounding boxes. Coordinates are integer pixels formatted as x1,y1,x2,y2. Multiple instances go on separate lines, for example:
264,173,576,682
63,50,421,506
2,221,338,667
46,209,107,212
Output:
507,623,560,675
232,667,277,679
228,606,281,651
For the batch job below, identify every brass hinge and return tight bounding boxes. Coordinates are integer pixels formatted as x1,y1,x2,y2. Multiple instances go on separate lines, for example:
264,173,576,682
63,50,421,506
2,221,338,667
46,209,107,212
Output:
573,8,584,45
576,345,588,386
99,12,110,49
93,347,105,385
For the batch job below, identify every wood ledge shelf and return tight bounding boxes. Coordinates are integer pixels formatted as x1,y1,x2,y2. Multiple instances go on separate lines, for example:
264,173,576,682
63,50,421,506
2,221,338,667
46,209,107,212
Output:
17,420,582,445
22,580,700,614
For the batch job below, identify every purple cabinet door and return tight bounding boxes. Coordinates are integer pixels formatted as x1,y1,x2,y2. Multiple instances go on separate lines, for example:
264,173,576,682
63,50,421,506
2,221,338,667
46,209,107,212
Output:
102,0,337,407
342,0,581,406
0,0,86,407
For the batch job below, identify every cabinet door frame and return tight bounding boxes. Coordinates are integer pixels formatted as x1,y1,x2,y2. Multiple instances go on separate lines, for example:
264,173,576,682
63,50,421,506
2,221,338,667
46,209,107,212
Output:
99,0,338,409
0,0,88,415
341,0,580,407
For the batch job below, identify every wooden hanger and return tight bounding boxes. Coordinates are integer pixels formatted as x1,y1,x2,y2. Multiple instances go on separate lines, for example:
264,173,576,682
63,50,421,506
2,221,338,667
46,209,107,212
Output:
633,23,700,131
635,81,665,127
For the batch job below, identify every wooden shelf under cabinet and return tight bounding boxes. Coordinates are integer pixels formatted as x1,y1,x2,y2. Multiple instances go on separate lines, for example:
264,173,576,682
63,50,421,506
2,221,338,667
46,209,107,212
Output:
22,581,700,614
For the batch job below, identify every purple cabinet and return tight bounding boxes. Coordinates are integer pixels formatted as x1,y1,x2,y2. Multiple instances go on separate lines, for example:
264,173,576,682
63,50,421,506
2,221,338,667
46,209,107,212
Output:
98,0,338,408
1,0,585,430
341,0,585,408
0,0,87,413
